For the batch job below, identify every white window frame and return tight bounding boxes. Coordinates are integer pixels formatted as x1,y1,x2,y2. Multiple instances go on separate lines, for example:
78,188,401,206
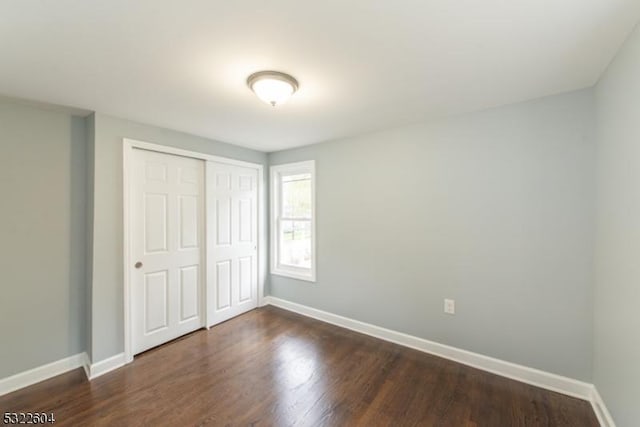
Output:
270,160,316,282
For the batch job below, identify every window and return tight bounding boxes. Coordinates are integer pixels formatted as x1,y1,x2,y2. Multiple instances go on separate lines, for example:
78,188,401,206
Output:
270,161,316,282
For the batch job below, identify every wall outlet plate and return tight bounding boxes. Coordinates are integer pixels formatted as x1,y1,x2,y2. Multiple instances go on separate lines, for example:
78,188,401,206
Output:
444,299,455,315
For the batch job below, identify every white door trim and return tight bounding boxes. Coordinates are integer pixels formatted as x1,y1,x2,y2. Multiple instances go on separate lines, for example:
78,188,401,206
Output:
123,138,265,364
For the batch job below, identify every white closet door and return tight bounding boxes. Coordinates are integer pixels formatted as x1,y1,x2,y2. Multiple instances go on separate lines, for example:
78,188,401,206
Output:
207,161,259,326
131,149,205,354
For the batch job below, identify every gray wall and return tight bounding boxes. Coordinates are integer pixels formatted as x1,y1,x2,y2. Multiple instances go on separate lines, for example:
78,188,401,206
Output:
269,90,596,381
89,114,268,361
594,24,640,427
0,99,87,377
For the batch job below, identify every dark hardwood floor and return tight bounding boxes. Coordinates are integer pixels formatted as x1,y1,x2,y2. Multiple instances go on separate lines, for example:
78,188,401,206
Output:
0,306,598,426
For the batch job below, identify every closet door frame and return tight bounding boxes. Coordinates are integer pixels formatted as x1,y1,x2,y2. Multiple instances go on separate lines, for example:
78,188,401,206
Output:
122,138,266,364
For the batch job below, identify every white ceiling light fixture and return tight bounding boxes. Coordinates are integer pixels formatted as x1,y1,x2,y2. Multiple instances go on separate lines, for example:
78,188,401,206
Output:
247,70,299,107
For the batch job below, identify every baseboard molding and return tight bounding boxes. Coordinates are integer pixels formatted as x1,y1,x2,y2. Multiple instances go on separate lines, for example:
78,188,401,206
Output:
1,351,128,395
591,386,616,427
85,353,126,380
0,353,85,396
264,296,594,401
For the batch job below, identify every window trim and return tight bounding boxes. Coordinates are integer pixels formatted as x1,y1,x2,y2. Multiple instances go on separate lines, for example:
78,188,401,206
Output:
270,160,316,282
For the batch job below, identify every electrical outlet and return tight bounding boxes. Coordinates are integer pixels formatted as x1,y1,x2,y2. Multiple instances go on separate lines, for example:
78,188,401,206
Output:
444,299,455,315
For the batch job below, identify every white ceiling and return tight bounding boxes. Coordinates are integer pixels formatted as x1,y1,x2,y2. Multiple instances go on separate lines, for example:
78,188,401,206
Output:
1,1,639,152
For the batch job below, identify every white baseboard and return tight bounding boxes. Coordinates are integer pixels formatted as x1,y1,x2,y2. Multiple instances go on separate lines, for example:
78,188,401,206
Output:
591,386,617,427
85,353,126,380
0,353,85,396
0,351,127,395
264,296,594,401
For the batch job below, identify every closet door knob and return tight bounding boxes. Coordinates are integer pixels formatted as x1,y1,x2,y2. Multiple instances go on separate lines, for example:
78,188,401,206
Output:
135,262,143,269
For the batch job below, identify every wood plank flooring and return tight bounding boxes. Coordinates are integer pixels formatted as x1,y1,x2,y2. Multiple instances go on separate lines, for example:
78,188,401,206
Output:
0,306,598,426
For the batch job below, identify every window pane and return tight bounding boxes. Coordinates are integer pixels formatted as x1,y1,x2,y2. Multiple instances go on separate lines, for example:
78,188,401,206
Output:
282,173,311,218
279,220,311,268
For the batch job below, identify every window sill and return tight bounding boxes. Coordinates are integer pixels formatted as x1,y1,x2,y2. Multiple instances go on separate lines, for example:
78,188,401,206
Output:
271,269,316,283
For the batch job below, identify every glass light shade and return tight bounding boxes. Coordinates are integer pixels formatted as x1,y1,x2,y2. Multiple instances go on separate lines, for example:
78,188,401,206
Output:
247,71,298,107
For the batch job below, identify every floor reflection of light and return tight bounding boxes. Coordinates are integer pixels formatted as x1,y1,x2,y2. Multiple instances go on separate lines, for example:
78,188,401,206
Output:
272,335,329,425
